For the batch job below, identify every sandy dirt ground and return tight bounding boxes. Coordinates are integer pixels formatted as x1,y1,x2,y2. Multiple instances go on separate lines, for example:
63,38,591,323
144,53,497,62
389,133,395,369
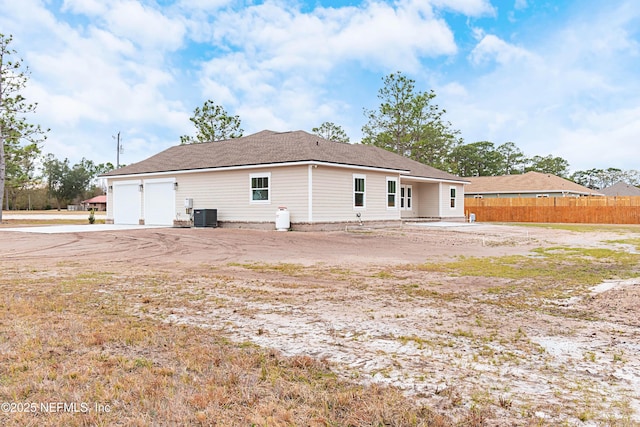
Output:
1,223,639,425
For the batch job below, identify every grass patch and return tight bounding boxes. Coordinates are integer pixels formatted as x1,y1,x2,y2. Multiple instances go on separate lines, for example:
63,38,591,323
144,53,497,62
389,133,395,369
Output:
227,262,308,276
510,223,640,234
405,245,640,311
401,284,460,301
606,237,640,251
415,247,640,289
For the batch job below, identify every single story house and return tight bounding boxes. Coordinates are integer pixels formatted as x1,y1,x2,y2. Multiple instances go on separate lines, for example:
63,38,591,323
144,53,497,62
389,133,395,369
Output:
464,171,603,199
80,195,107,211
101,130,468,230
600,182,640,197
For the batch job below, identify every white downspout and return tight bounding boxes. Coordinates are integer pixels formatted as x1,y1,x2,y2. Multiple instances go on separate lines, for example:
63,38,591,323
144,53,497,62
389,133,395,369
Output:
438,182,443,218
308,164,313,222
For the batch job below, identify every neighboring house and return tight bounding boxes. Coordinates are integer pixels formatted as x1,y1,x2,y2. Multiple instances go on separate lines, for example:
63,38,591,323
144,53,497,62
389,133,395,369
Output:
464,171,603,198
101,130,468,229
600,182,640,197
80,195,107,211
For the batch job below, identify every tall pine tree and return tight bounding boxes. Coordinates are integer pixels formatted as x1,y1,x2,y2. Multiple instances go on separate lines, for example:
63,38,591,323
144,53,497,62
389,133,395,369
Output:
0,34,48,218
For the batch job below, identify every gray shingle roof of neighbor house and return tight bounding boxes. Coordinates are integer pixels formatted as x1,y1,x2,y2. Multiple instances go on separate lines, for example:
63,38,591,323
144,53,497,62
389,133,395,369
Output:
600,181,640,196
102,130,467,183
464,171,604,196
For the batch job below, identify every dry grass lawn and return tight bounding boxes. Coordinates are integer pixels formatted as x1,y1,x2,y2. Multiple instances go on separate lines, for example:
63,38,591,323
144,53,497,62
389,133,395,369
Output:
1,221,639,426
0,267,446,426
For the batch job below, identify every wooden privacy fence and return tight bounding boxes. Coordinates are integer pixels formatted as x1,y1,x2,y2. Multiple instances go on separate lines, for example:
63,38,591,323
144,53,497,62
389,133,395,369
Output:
464,196,640,224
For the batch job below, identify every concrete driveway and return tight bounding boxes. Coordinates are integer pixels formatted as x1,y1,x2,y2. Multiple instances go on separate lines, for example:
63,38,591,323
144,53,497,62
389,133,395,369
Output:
1,212,106,220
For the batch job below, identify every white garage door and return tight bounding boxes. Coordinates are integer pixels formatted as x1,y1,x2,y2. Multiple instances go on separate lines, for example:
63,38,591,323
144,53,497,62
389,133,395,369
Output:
143,180,175,226
113,183,141,225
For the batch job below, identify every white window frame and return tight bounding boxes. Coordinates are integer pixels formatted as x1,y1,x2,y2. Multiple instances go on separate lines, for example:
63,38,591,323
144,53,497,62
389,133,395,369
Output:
353,174,366,209
401,184,412,210
386,177,398,209
450,186,457,209
250,172,271,204
536,194,549,198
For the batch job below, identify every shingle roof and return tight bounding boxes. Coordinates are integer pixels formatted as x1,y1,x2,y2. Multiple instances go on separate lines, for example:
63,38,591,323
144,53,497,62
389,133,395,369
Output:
102,130,465,182
600,181,640,196
464,171,603,196
81,195,107,204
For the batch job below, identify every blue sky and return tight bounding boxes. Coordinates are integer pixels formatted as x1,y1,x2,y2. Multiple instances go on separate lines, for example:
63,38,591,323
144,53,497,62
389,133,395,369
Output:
1,0,639,173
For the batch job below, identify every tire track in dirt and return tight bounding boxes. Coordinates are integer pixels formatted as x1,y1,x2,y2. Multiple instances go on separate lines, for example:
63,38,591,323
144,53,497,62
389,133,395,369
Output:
1,232,84,260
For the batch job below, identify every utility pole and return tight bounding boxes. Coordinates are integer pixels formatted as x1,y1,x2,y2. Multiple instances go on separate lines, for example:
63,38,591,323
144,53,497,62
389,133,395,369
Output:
113,131,123,168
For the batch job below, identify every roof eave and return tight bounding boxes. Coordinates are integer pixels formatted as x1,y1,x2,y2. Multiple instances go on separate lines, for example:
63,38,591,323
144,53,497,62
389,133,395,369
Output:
102,160,411,179
402,175,469,184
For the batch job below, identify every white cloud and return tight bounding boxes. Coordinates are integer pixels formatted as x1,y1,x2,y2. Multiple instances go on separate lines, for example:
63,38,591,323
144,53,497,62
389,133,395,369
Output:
469,34,535,66
331,1,457,71
430,0,495,16
104,1,186,51
27,40,171,125
0,0,65,47
199,53,277,104
237,105,289,133
439,81,468,98
177,0,234,11
206,0,458,75
62,0,107,15
555,107,640,170
89,27,137,57
514,0,528,11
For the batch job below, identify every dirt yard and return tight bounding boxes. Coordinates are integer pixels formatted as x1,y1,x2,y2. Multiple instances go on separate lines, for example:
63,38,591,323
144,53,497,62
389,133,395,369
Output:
1,223,639,425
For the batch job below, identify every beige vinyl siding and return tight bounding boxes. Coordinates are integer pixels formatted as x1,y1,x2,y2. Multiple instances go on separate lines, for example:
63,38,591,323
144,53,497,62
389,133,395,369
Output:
441,183,465,218
107,166,308,224
312,166,401,222
173,166,308,223
105,165,463,224
358,172,400,220
311,166,351,221
414,183,440,217
400,209,418,219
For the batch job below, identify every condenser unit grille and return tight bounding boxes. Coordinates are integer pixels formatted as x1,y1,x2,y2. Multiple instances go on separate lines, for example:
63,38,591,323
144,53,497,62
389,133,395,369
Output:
193,209,217,227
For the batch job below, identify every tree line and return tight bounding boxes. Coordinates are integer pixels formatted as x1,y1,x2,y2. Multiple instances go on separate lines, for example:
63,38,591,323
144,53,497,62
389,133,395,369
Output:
4,144,113,210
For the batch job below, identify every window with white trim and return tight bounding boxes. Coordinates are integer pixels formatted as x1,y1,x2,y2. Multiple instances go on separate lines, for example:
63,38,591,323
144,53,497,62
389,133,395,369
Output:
386,177,397,208
450,187,457,208
250,173,271,203
353,175,365,208
401,185,412,210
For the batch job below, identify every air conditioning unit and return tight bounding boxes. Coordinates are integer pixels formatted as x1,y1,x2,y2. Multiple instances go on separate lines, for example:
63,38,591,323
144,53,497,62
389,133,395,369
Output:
193,209,217,228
